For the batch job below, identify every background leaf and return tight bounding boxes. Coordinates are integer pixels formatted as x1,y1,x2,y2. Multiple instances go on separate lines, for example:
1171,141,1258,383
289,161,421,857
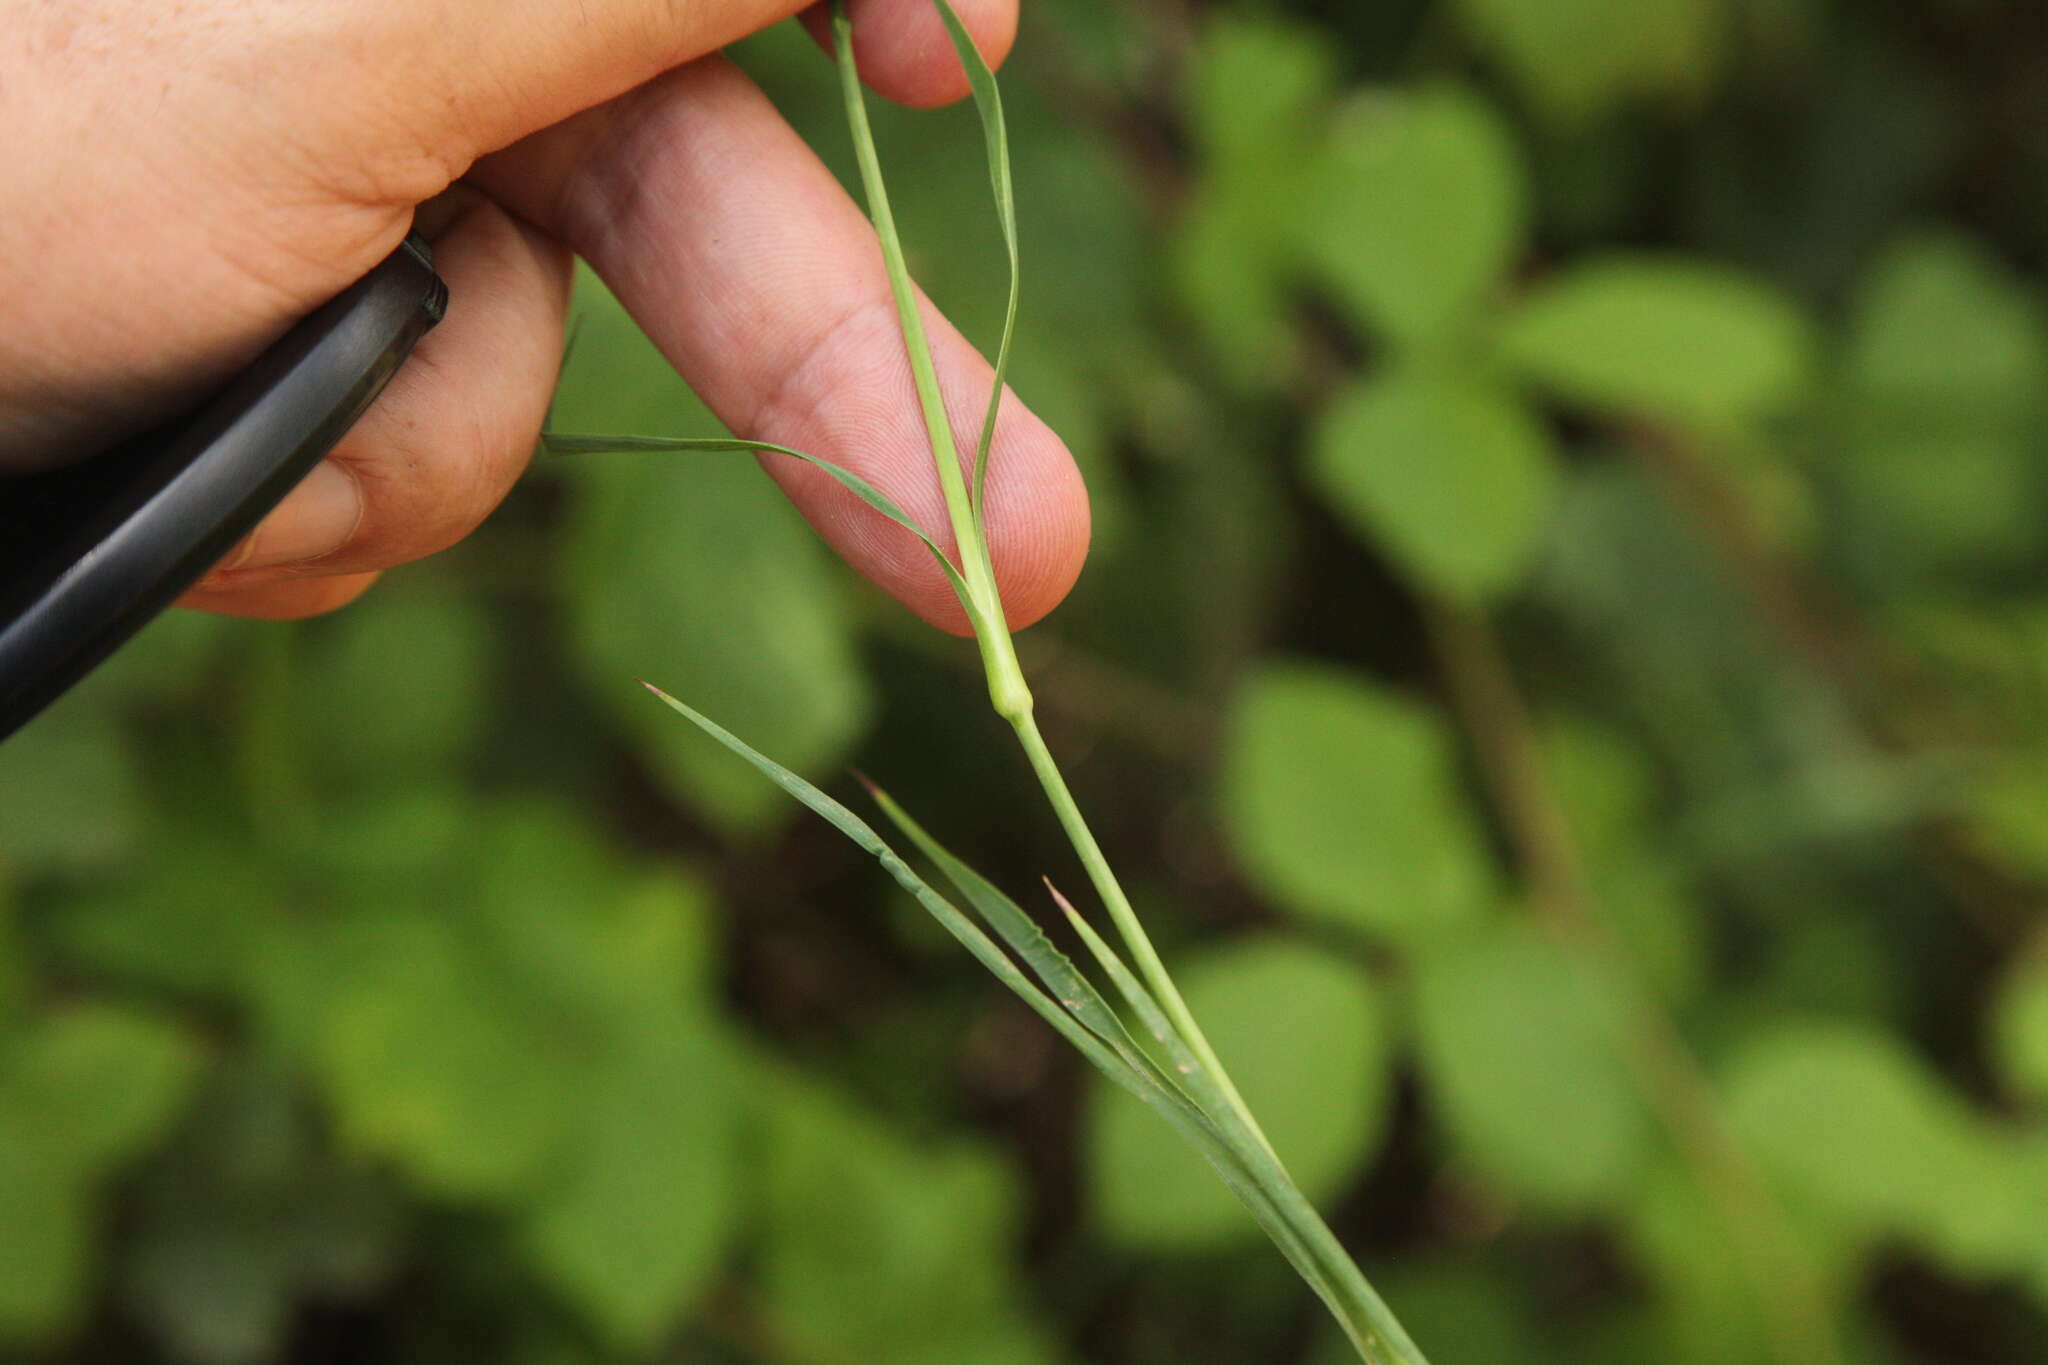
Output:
1304,86,1526,346
1722,1022,2010,1259
298,584,493,787
1309,366,1559,603
1828,232,2048,585
313,915,578,1202
1412,925,1652,1208
1221,662,1497,944
760,1072,1058,1365
522,1021,742,1351
1169,15,1339,390
1494,257,1814,427
1451,0,1726,125
1995,938,2048,1115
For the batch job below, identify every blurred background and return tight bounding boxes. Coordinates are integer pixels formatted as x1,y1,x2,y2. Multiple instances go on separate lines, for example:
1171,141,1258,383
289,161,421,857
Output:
5,1,2048,1361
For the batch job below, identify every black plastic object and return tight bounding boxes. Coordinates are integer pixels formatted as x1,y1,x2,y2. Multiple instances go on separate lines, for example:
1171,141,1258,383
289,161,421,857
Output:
0,234,447,741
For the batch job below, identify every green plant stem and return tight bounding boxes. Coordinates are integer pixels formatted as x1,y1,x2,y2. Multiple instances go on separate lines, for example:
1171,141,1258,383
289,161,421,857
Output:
830,8,1422,1358
1008,710,1276,1161
831,8,1030,722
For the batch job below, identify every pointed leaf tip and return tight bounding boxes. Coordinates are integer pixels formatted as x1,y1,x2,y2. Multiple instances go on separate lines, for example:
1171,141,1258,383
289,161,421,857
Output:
1043,878,1083,918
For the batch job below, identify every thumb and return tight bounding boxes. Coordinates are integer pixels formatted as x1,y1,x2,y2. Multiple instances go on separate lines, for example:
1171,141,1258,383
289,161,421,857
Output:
331,0,811,174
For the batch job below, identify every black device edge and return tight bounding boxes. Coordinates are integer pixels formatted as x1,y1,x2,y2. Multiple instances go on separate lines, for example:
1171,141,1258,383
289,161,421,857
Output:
0,236,446,742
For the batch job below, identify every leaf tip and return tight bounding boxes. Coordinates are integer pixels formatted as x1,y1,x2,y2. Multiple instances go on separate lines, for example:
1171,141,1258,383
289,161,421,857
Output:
1043,877,1084,922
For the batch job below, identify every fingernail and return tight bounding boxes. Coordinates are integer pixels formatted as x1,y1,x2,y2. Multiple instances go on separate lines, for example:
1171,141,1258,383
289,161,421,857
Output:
234,461,363,570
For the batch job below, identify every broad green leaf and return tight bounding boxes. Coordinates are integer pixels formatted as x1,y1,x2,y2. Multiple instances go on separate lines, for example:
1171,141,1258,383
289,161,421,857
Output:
299,584,493,785
1846,233,2048,417
1305,86,1526,345
524,1020,742,1351
5,1003,201,1180
585,869,721,1007
50,839,291,1002
1170,16,1337,390
1451,0,1726,125
760,1072,1058,1365
562,452,872,834
0,694,143,876
0,1005,199,1346
1992,940,2048,1113
554,273,871,833
314,916,578,1202
1090,938,1392,1249
1723,1022,2003,1250
1413,925,1651,1208
1969,767,2048,883
1833,234,2048,578
1170,191,1306,391
1495,257,1814,427
1185,14,1338,168
452,802,719,1036
1222,662,1496,943
0,1125,89,1345
1309,367,1559,603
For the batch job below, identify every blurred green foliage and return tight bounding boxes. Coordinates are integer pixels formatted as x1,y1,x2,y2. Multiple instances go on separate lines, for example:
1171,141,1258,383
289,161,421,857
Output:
4,1,2048,1361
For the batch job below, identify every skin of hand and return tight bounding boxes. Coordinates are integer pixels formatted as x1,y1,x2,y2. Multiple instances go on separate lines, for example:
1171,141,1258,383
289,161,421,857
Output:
0,0,1089,631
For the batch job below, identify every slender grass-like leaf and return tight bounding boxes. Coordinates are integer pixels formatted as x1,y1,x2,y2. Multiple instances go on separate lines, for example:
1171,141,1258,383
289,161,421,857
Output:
1046,882,1206,1086
863,779,1150,1066
857,785,1413,1361
546,433,982,629
929,0,1019,528
828,9,973,563
830,0,1032,721
1044,887,1416,1364
636,683,1352,1318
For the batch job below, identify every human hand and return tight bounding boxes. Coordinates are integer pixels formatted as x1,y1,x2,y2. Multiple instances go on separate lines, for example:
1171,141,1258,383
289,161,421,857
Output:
1,0,1088,629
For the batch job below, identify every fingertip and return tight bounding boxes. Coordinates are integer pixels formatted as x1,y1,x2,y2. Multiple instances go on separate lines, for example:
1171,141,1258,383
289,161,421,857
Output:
800,0,1017,109
867,406,1089,638
178,571,383,620
982,414,1091,631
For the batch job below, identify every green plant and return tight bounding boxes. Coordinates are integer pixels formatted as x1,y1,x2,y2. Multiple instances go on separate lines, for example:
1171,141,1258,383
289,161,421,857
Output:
549,3,1428,1359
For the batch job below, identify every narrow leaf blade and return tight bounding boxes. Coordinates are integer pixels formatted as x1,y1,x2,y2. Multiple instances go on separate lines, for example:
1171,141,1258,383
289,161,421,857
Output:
865,782,1137,1054
931,0,1020,525
547,432,982,627
637,684,1355,1320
